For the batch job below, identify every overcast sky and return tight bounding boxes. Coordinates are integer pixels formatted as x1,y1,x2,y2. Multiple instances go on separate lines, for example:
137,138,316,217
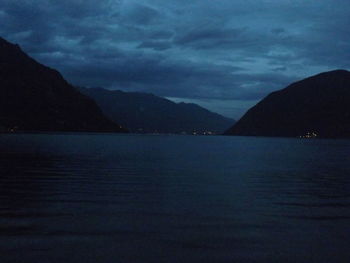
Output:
1,0,350,118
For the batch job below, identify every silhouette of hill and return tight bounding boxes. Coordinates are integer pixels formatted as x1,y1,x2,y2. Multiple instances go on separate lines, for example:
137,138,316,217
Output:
225,70,350,138
0,37,126,133
79,87,234,134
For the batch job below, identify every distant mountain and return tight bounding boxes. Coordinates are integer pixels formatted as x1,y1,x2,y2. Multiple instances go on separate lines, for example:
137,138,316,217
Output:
79,87,234,134
225,70,350,138
0,37,126,133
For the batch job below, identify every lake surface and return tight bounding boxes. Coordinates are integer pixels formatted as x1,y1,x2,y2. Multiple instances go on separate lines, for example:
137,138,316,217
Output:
0,134,350,263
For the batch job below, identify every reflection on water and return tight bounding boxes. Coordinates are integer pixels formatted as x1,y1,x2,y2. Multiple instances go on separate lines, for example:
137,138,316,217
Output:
0,134,350,263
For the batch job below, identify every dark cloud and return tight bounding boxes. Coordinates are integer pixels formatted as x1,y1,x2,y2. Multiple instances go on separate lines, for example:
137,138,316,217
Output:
1,0,350,118
174,28,245,49
271,28,286,35
120,3,160,25
148,30,174,40
138,40,172,51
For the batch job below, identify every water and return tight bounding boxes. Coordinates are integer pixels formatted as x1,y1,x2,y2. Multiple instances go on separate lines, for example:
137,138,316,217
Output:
0,134,350,263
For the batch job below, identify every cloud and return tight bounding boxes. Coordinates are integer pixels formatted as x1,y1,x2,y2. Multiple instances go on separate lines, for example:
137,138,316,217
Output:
138,40,172,51
120,3,160,25
174,28,245,49
1,0,350,118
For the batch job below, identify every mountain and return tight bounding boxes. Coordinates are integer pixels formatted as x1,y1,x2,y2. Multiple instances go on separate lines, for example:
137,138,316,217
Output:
78,87,234,134
0,37,126,133
225,70,350,138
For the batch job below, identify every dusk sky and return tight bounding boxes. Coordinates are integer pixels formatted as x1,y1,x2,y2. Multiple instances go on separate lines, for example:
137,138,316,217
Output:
1,0,350,118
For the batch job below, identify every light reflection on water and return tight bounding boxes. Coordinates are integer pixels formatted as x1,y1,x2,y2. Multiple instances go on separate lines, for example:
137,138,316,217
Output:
0,134,350,263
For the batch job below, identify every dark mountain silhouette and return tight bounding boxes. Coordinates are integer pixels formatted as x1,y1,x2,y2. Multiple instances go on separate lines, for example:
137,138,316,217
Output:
0,37,126,133
225,70,350,138
78,87,234,134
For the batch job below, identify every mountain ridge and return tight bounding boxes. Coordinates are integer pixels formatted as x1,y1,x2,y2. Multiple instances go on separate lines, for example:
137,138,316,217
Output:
78,87,234,134
0,37,126,133
225,69,350,138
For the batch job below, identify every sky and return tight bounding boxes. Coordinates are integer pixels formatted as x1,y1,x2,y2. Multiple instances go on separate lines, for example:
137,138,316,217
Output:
1,0,350,119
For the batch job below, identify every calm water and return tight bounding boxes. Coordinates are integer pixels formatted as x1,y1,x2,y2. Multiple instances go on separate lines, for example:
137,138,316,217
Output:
0,134,350,263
